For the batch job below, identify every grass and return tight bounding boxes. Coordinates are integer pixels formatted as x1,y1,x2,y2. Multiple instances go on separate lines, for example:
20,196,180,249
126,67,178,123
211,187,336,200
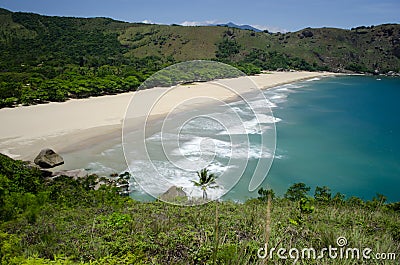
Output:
1,196,399,264
0,150,398,264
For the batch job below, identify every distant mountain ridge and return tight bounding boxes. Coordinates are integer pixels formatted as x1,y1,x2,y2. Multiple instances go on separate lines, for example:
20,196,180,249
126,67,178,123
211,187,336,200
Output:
0,7,399,74
215,22,262,32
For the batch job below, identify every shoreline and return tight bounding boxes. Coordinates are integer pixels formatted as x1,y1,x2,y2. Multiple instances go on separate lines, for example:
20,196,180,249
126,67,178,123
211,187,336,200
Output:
0,71,337,161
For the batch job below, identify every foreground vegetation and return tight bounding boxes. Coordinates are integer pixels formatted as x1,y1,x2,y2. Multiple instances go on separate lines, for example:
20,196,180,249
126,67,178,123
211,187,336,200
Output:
1,8,399,108
0,154,399,264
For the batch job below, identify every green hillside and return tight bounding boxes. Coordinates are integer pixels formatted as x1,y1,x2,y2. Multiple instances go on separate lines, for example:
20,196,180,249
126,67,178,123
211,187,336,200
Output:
119,24,226,61
119,24,400,73
0,8,399,107
0,153,399,264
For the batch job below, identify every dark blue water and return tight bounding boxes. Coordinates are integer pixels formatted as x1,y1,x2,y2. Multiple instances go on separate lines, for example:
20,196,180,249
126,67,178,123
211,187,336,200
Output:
258,76,400,202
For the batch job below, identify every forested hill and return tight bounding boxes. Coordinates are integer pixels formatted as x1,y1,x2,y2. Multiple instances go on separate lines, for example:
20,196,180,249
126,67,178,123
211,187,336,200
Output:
0,8,399,107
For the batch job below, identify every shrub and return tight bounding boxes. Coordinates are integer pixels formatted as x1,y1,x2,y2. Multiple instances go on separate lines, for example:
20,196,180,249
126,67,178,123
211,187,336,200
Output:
314,186,331,203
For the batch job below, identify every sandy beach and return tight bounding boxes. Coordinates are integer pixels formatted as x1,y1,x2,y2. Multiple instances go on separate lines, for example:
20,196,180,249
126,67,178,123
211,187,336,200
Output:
0,71,336,161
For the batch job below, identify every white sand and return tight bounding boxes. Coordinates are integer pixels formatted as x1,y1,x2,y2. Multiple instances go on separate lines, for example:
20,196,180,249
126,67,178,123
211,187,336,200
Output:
0,71,336,160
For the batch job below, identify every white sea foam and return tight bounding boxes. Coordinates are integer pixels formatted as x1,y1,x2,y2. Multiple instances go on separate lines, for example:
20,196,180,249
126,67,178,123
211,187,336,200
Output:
268,102,278,108
306,77,321,82
127,159,229,199
227,93,277,110
274,154,285,159
100,144,122,156
86,162,117,176
228,106,247,114
270,94,288,100
147,132,190,142
172,137,230,158
218,122,265,135
182,116,225,132
228,143,273,159
245,99,270,110
254,114,281,124
273,83,304,92
213,113,278,136
170,134,273,161
285,83,305,89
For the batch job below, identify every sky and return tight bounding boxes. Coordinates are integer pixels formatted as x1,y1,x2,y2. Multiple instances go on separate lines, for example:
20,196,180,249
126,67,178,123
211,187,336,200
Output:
0,0,399,32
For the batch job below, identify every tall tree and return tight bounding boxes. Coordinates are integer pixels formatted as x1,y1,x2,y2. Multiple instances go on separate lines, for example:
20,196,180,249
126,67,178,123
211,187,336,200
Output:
191,168,218,201
284,182,310,201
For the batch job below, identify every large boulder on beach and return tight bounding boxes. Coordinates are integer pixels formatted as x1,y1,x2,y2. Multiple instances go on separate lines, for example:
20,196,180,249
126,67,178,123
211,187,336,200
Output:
34,149,64,168
159,186,187,202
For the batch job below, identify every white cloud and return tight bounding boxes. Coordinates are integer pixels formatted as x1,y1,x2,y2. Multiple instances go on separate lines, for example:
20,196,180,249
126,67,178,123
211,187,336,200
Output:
141,19,287,33
251,24,288,33
179,20,287,33
141,19,154,24
180,20,218,26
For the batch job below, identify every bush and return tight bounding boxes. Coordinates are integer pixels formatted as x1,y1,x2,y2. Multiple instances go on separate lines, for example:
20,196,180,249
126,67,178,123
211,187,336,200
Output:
0,154,43,193
216,39,241,60
0,232,22,264
314,186,331,203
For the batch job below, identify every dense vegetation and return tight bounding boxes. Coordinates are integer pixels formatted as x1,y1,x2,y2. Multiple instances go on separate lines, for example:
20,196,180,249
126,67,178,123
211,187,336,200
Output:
0,8,399,107
0,154,399,264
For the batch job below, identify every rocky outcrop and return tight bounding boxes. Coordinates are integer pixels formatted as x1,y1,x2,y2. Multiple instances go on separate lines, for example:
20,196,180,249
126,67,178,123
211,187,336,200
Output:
386,71,400,77
34,149,64,168
93,173,131,195
25,161,53,177
301,30,314,38
49,170,131,195
115,182,130,196
159,186,187,202
52,169,88,180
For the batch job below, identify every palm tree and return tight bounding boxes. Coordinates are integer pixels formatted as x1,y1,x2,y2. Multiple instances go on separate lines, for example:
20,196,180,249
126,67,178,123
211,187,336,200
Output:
191,168,218,201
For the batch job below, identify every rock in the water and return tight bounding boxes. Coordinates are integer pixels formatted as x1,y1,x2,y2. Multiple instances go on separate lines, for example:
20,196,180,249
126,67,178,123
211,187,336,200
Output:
34,149,64,168
159,186,187,202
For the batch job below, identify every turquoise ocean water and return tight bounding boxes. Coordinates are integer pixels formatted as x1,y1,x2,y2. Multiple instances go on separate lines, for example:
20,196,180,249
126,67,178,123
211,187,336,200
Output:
62,75,400,202
260,75,400,202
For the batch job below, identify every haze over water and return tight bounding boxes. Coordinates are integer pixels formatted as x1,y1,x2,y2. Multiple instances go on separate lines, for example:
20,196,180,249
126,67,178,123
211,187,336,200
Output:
64,76,400,202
